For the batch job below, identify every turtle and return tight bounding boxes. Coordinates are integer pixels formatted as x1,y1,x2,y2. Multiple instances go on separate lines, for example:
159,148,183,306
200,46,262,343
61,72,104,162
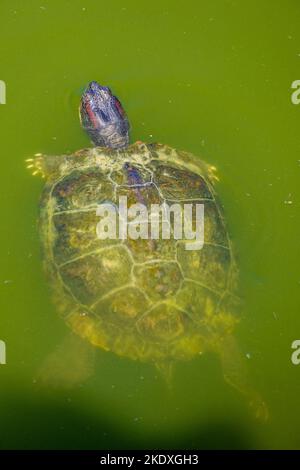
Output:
27,81,267,419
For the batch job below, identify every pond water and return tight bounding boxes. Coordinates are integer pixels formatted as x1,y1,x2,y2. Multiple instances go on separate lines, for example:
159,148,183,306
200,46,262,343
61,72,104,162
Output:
0,0,300,449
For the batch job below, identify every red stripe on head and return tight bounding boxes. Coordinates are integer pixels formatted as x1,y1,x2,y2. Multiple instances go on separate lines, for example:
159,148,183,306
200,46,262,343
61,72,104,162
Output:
85,100,99,128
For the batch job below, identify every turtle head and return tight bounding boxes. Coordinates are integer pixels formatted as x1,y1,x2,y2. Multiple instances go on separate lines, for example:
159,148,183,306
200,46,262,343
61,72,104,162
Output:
79,81,130,149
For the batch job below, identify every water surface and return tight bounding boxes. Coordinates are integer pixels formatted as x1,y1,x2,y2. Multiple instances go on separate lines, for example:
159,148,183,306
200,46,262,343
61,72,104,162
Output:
0,0,300,449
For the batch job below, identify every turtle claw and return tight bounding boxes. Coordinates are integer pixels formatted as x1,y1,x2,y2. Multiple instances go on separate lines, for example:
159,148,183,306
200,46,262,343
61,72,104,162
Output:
208,164,220,182
26,154,45,178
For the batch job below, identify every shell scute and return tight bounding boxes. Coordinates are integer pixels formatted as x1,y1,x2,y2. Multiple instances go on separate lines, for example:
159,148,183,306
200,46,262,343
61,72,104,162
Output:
151,161,213,200
59,245,132,306
133,261,183,301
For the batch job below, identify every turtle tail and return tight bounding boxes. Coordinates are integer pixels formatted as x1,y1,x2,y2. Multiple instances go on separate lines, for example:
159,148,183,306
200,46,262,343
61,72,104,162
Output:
155,360,174,389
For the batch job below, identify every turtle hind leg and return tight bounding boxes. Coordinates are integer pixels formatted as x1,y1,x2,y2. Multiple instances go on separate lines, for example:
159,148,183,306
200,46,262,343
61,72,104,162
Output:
218,335,268,421
36,333,96,389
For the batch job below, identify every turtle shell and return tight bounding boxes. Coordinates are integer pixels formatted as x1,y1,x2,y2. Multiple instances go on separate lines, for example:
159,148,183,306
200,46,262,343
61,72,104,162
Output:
40,143,239,365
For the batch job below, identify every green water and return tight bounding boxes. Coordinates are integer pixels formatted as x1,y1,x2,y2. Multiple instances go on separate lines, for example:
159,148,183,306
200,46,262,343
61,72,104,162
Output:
0,0,300,450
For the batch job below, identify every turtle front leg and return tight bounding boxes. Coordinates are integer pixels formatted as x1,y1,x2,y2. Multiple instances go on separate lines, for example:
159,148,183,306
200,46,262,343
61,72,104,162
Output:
26,153,46,178
26,153,63,179
218,335,269,421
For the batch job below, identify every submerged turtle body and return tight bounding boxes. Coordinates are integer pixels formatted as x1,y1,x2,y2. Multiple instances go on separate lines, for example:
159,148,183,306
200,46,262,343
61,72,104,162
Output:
36,142,239,367
27,82,267,418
